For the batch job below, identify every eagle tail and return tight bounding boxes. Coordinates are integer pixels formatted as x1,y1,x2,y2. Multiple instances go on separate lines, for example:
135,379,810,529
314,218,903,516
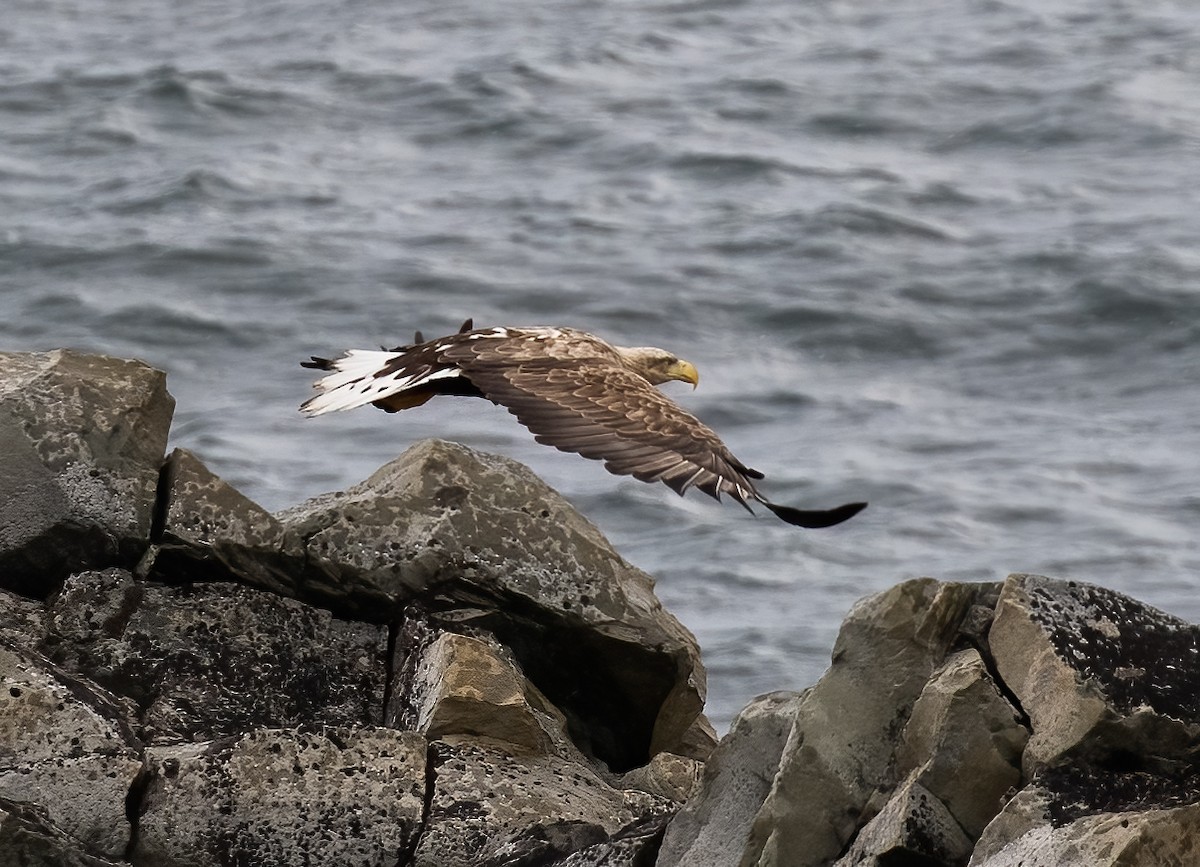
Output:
300,348,463,417
761,499,867,529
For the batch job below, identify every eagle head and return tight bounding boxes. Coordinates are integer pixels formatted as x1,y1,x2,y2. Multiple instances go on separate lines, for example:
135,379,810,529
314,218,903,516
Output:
614,346,700,388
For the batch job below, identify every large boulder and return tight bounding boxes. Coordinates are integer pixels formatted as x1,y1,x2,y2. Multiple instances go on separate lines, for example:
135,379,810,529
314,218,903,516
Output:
989,573,1200,774
660,578,982,867
278,439,710,770
41,568,388,743
0,350,174,596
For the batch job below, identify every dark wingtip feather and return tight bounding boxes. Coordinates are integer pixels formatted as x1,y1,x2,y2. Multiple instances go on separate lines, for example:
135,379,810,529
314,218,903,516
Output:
301,356,333,370
458,318,474,333
763,500,867,529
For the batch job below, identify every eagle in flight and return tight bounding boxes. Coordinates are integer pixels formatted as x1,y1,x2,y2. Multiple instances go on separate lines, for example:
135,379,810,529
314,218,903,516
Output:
301,320,866,528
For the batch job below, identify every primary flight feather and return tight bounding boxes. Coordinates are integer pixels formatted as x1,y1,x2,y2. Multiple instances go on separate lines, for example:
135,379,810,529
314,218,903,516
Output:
301,320,866,528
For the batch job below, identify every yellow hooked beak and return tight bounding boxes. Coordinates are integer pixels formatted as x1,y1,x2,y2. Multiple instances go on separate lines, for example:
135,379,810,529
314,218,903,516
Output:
667,359,700,389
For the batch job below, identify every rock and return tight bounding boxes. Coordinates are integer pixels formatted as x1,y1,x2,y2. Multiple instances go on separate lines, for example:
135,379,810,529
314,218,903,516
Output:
43,569,387,743
146,447,307,597
398,630,561,752
411,735,671,866
0,798,126,867
989,573,1200,775
618,751,703,804
832,775,973,867
537,813,674,866
134,726,427,867
0,586,47,648
279,439,708,771
894,648,1028,838
0,641,142,860
658,691,803,867
971,802,1200,867
972,760,1200,865
0,350,174,596
663,579,979,867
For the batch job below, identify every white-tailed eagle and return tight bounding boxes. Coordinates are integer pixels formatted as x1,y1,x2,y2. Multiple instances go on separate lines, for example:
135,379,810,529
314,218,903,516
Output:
301,320,866,528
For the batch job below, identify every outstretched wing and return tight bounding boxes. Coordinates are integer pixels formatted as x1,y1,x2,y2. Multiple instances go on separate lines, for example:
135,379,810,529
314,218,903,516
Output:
443,340,766,507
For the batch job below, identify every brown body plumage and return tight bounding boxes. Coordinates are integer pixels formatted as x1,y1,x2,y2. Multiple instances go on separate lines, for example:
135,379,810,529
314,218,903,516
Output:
301,320,865,528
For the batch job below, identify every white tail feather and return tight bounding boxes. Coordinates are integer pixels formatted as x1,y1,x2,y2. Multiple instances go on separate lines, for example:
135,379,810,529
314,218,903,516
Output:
302,349,461,416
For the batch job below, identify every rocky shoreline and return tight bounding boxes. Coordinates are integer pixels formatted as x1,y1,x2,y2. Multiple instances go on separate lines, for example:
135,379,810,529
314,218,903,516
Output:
1,349,1198,866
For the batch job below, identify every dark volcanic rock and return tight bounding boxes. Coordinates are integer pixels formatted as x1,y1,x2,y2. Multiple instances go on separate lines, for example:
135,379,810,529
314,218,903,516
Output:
147,447,308,597
134,727,427,867
411,735,671,867
0,798,126,867
0,640,142,859
43,568,388,743
0,350,173,596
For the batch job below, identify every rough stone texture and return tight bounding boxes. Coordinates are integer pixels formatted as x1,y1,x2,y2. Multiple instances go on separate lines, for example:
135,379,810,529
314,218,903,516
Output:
0,586,47,648
894,648,1028,838
42,568,387,743
832,775,973,867
617,751,702,804
970,802,1200,867
402,630,560,751
0,641,142,859
279,438,708,771
538,813,673,866
658,690,804,867
135,727,427,867
0,798,126,867
990,573,1200,775
412,735,668,866
147,447,307,597
674,579,977,867
0,350,174,596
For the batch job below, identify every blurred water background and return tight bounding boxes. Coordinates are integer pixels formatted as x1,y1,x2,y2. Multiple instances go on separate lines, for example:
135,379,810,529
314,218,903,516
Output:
4,0,1200,731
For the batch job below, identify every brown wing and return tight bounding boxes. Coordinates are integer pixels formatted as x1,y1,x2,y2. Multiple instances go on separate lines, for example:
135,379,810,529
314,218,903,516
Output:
444,338,764,506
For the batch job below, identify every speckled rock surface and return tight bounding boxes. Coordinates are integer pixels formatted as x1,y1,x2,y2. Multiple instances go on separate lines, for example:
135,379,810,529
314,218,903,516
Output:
411,735,670,867
971,801,1200,867
42,568,387,743
990,573,1200,774
279,438,708,771
832,775,973,867
135,727,427,867
894,648,1027,838
0,350,173,596
147,447,307,597
0,641,142,859
0,798,126,867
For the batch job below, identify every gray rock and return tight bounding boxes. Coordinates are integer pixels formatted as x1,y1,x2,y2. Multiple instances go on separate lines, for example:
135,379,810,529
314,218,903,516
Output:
43,569,387,743
0,586,47,648
894,648,1028,838
663,578,979,867
134,726,427,867
147,447,308,597
0,350,174,596
972,759,1200,864
658,691,803,867
971,802,1200,867
989,573,1200,775
0,798,126,867
280,439,708,771
412,735,667,866
832,775,973,867
533,813,673,866
617,751,702,804
0,641,142,859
